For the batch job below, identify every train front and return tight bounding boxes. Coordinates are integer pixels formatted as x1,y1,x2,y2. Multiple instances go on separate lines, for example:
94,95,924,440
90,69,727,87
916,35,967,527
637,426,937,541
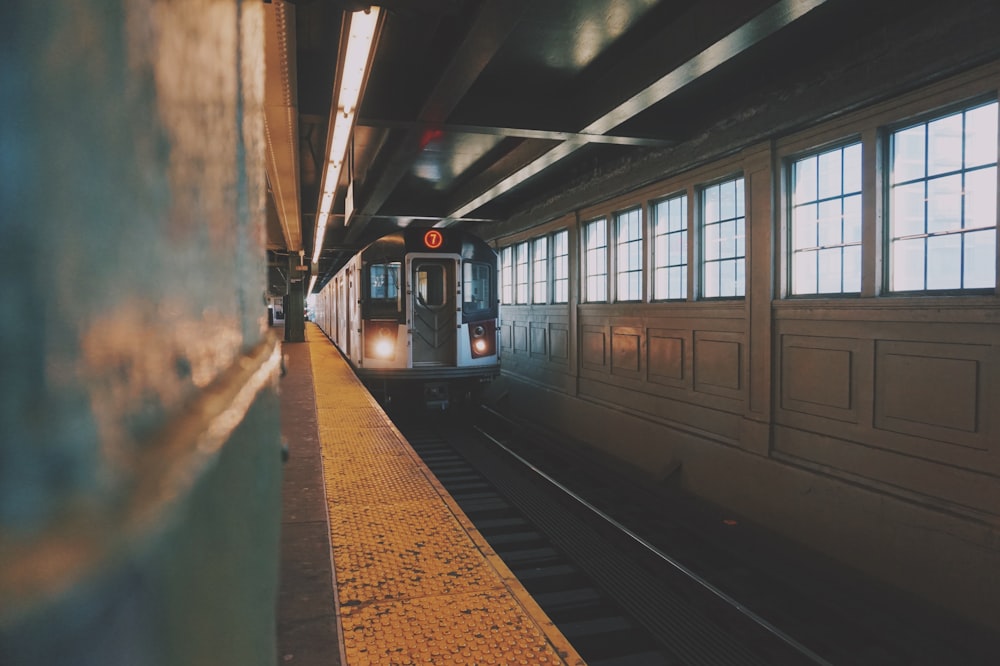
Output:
359,228,500,409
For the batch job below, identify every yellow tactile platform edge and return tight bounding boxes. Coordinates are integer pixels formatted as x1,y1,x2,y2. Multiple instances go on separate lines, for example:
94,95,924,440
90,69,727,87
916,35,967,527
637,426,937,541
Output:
305,324,586,666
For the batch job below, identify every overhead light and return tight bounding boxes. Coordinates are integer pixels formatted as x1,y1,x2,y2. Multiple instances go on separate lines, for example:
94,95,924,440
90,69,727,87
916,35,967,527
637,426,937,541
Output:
312,6,381,265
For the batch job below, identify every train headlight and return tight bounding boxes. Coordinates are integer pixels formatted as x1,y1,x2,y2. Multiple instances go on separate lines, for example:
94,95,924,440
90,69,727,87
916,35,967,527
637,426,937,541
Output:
366,321,398,361
468,320,496,359
374,337,394,359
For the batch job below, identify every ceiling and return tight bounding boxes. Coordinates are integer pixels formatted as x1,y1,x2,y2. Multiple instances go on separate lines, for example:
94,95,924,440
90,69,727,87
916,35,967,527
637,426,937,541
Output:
260,0,958,295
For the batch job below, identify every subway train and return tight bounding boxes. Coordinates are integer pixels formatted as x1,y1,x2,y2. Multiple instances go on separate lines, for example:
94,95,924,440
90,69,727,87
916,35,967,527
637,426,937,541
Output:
312,227,500,408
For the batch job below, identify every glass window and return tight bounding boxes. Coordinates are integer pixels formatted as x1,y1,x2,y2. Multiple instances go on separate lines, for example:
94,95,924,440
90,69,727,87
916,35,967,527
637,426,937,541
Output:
415,264,445,306
583,218,608,302
462,261,493,316
552,230,569,304
514,242,530,304
368,262,400,300
889,100,997,291
790,142,863,295
532,236,548,303
652,193,687,300
615,207,643,301
701,177,746,298
500,246,513,304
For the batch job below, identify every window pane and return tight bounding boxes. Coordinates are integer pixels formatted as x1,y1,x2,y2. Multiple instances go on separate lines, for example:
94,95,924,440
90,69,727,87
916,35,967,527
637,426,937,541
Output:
967,102,999,168
965,228,997,288
927,174,963,234
532,236,548,304
794,155,817,202
702,178,745,297
927,113,963,177
793,204,818,250
966,167,998,230
893,124,926,183
652,193,687,300
417,265,445,306
817,148,842,199
515,242,529,304
500,247,513,304
818,247,841,293
843,245,861,293
793,250,817,294
843,143,862,193
584,219,607,302
843,194,862,243
790,141,862,296
552,230,569,303
892,182,926,237
463,262,492,315
926,234,962,290
889,102,997,291
817,199,842,246
892,238,925,291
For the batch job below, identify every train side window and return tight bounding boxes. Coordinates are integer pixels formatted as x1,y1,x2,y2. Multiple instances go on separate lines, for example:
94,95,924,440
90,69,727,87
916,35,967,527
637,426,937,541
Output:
367,262,401,316
369,262,400,300
416,264,446,307
463,261,493,316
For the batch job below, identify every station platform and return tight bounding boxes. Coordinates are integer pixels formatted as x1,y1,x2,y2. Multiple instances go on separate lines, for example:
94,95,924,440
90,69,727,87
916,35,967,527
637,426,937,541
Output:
277,323,583,665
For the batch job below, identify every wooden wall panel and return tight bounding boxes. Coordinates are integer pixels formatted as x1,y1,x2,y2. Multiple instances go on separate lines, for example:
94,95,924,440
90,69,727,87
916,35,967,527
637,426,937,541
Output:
513,324,528,353
581,325,606,370
648,329,687,388
874,341,988,450
694,332,743,398
530,324,547,357
611,327,641,377
780,335,860,423
550,324,568,361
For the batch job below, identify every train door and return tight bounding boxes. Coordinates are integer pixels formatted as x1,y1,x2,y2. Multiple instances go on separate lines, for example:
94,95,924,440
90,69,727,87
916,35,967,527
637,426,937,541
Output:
409,258,456,366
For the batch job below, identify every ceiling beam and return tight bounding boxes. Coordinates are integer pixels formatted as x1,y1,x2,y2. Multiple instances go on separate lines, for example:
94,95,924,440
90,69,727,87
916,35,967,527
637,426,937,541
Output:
356,118,677,147
446,0,830,221
344,0,530,244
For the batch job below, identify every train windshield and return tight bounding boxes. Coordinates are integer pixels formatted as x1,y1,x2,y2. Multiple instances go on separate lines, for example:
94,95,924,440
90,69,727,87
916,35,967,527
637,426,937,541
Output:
367,262,401,313
462,261,493,316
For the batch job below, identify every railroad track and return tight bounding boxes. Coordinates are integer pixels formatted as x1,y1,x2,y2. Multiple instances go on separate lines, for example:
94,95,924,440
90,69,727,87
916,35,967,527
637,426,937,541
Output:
392,409,820,666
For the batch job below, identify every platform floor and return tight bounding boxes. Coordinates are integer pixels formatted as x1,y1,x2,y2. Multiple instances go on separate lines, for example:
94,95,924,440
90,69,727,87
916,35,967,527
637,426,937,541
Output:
278,324,583,665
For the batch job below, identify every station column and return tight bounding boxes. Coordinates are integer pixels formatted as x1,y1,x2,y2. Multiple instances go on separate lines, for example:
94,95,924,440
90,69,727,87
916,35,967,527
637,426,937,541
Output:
283,253,306,342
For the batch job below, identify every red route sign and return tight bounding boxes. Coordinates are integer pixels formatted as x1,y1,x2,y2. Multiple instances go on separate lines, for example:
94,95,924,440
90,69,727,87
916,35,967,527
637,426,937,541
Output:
423,229,443,249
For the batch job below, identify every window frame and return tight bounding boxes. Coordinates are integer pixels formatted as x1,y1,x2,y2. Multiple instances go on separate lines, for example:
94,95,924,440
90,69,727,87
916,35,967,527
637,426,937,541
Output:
883,97,998,295
699,175,746,299
582,217,609,303
786,139,865,297
614,206,644,302
532,236,549,304
552,229,570,304
651,191,689,301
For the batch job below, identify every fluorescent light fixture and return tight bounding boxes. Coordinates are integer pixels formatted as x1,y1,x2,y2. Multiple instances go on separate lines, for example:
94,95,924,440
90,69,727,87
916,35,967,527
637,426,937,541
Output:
311,6,381,268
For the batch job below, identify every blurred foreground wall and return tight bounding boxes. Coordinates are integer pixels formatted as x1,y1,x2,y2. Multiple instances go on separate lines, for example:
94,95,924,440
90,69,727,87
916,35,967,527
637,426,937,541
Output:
0,2,283,664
